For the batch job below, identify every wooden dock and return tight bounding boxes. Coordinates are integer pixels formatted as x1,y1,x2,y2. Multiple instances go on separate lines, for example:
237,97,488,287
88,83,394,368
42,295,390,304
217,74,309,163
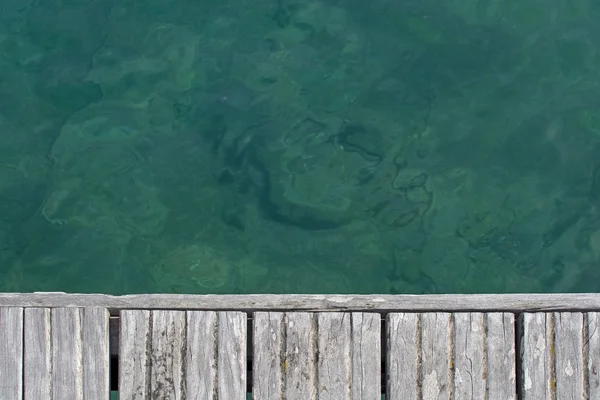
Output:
1,293,600,399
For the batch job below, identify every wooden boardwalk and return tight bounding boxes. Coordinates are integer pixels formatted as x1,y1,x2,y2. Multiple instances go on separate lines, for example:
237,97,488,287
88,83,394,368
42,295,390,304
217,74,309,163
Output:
1,293,600,399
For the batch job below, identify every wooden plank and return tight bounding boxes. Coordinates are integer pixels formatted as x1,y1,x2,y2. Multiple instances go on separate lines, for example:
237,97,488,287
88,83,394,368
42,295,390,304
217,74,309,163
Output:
387,313,419,400
284,312,317,400
454,313,485,399
216,311,247,400
452,313,516,399
150,310,185,399
351,313,380,399
317,313,351,399
120,310,246,399
82,307,110,400
588,312,600,397
186,311,217,399
421,313,451,399
253,312,284,399
24,308,51,399
119,309,150,399
52,308,83,399
0,307,23,400
254,312,379,400
520,312,586,399
554,312,584,399
519,313,552,399
4,293,600,313
486,313,516,399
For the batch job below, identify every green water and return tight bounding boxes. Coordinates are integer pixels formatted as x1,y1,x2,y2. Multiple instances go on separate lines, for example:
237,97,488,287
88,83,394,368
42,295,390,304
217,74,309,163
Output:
1,0,600,295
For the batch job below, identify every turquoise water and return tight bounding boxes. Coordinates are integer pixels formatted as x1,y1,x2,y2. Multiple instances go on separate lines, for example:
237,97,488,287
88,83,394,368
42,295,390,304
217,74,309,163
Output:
1,0,600,295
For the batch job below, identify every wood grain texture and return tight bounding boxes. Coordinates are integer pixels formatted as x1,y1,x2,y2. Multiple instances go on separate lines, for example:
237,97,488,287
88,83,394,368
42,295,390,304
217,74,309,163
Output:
554,312,584,400
317,312,351,399
150,310,185,399
4,293,600,313
519,313,552,400
186,311,217,400
253,312,283,400
486,313,516,400
351,313,380,400
387,313,419,400
253,312,379,400
0,307,23,400
216,311,247,400
119,309,150,399
454,313,485,399
284,312,317,400
119,310,246,399
82,307,110,400
24,308,51,399
52,308,83,399
421,313,451,400
587,312,600,398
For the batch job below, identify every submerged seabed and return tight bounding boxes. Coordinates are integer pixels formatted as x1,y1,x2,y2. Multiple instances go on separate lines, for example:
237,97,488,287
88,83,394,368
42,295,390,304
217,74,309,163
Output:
1,0,600,294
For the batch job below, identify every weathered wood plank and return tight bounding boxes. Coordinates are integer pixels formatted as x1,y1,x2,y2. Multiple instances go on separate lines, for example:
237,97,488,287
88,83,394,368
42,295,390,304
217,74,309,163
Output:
520,312,586,399
519,313,552,399
486,313,516,400
150,310,185,399
0,307,23,400
254,312,379,400
588,312,600,397
554,312,584,399
421,313,451,399
82,307,110,400
24,308,51,399
453,313,516,399
317,313,351,399
4,293,600,313
216,311,247,400
285,312,317,400
119,309,150,399
351,313,380,399
120,310,246,399
52,308,83,399
186,311,217,399
253,312,284,399
387,313,419,400
454,313,485,399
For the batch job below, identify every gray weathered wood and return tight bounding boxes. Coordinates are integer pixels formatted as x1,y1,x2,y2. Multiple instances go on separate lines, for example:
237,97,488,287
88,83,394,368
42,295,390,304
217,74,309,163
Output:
4,292,600,313
454,313,485,399
520,312,586,400
120,310,246,400
24,308,51,399
186,311,217,399
584,312,600,399
151,310,185,399
119,309,150,399
253,312,284,399
351,313,380,399
453,313,516,399
52,308,83,399
519,313,552,399
486,313,516,400
318,313,351,399
387,313,419,400
0,307,23,400
82,307,110,400
216,311,247,400
588,312,600,398
554,312,584,399
253,312,379,400
421,313,451,399
285,312,317,400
